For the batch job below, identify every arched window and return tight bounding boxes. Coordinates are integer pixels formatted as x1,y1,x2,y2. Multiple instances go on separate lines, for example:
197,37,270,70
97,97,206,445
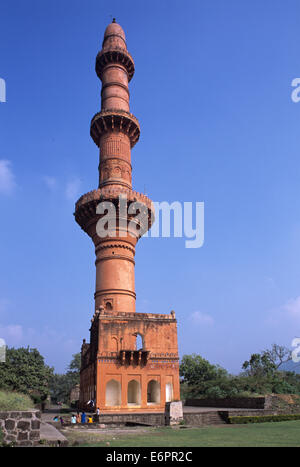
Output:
127,379,141,405
135,333,143,350
166,383,173,402
105,379,121,406
105,301,113,311
111,337,118,352
147,380,161,404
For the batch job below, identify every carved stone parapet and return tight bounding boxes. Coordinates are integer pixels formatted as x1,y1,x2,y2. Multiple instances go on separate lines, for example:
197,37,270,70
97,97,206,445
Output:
119,350,151,366
96,47,135,81
74,188,155,235
90,109,140,148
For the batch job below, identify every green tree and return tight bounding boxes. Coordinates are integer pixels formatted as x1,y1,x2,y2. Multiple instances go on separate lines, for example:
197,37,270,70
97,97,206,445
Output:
180,354,236,398
68,353,81,373
0,347,53,399
180,354,227,386
180,347,300,399
262,344,291,369
240,344,298,395
242,345,291,378
49,353,81,404
66,352,80,393
242,353,276,378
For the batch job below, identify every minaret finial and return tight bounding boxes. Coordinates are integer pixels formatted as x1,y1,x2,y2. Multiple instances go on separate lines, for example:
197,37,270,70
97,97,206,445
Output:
112,17,116,23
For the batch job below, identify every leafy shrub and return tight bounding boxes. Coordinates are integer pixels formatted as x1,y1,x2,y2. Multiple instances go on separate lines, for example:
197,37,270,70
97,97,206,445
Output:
0,390,34,411
180,350,300,399
30,394,43,405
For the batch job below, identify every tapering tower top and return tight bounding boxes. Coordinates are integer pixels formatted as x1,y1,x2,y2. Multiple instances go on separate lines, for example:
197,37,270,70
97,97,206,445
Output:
90,20,139,149
102,19,126,50
75,21,154,315
95,20,135,84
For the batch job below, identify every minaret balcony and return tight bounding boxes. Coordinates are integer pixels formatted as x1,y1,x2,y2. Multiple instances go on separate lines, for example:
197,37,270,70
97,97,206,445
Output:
119,349,151,366
90,109,140,148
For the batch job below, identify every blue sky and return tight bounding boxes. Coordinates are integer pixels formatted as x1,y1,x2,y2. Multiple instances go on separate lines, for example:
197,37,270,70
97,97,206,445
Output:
1,0,300,374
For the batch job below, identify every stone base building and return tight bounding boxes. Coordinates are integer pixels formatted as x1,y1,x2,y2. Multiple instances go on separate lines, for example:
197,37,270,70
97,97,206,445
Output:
80,309,180,412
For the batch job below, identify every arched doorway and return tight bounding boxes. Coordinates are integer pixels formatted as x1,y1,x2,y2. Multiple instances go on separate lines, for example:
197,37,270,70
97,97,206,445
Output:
127,380,141,405
105,379,121,406
166,383,173,402
147,380,160,404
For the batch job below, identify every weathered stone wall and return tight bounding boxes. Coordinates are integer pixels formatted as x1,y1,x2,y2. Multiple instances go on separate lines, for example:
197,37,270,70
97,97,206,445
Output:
99,412,165,426
264,394,300,413
165,401,183,425
183,409,275,426
185,395,300,412
183,410,227,426
70,384,80,405
0,410,41,446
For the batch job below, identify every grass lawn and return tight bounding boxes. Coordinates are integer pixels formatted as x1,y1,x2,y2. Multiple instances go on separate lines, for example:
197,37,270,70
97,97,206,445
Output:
66,421,300,447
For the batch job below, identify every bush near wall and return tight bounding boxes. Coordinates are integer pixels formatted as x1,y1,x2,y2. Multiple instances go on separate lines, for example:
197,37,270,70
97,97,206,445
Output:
229,414,300,424
0,390,34,411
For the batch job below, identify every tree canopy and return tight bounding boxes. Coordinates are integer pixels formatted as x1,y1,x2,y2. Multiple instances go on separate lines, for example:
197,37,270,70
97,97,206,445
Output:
180,344,299,399
0,347,53,399
49,352,81,404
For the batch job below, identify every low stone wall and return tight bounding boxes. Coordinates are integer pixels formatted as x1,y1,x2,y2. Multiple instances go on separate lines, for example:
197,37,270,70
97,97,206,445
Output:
185,397,266,409
99,412,165,426
183,409,276,426
183,410,227,426
264,394,300,413
0,410,41,446
185,395,300,413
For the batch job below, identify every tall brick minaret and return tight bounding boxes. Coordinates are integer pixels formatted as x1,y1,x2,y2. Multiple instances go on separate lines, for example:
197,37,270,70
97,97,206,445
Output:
76,21,180,413
75,19,153,314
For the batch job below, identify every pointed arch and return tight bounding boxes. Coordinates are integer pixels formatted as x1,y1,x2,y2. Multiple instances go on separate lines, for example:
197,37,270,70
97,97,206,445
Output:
166,382,173,402
127,379,141,405
105,379,121,406
134,333,144,350
147,380,160,404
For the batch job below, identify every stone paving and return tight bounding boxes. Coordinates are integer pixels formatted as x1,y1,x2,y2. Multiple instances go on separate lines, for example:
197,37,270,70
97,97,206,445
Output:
40,407,68,446
39,404,268,443
40,420,68,445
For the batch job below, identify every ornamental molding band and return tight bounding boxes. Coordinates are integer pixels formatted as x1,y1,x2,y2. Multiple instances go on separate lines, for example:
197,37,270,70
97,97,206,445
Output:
76,20,180,412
